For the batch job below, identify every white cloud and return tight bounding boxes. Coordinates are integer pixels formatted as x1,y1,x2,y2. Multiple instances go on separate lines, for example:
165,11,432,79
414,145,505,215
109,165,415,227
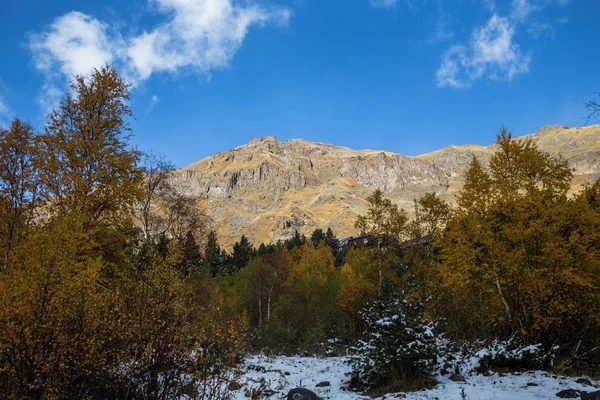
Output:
369,0,398,9
145,94,160,114
435,0,571,89
29,11,116,78
511,0,538,22
436,14,530,88
29,0,291,93
124,0,290,83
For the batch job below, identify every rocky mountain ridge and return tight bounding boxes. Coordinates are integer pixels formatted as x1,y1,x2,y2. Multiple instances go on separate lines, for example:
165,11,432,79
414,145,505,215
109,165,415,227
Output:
170,125,600,248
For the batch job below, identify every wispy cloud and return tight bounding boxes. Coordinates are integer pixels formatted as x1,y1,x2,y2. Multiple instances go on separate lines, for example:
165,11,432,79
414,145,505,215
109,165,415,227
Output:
436,0,571,89
369,0,398,9
145,94,160,114
29,0,291,103
0,96,8,124
436,14,530,88
511,0,538,22
0,80,11,125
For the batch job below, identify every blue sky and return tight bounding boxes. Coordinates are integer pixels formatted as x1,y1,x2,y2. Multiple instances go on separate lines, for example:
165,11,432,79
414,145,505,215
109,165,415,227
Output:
0,0,598,167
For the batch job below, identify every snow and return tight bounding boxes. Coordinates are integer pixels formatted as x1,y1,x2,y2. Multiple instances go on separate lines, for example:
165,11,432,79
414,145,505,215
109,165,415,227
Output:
232,354,598,399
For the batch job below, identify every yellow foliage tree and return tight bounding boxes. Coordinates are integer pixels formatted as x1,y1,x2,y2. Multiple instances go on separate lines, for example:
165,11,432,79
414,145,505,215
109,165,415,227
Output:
433,128,600,351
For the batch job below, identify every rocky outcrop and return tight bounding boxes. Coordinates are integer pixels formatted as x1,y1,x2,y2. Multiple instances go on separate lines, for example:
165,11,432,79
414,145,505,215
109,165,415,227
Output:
170,125,600,248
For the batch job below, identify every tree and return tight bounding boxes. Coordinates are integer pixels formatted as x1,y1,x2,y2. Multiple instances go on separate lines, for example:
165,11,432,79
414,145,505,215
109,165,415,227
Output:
356,189,408,240
0,66,245,399
265,243,342,351
204,230,224,278
137,153,210,252
37,66,142,231
338,247,400,338
285,230,305,250
182,230,202,274
355,189,408,293
432,128,600,349
586,93,600,122
310,228,326,246
123,241,246,400
288,242,336,284
402,193,451,292
325,227,338,248
0,119,39,268
413,193,451,239
351,292,436,392
246,249,289,327
137,153,174,244
0,218,124,398
230,234,254,272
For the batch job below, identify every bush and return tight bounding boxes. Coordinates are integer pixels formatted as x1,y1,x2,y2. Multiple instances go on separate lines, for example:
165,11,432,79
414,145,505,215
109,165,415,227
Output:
351,292,437,392
437,338,557,377
475,339,557,372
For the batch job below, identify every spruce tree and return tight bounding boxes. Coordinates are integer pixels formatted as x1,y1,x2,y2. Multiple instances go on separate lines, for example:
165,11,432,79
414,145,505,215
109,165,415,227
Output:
351,291,437,390
231,234,254,272
204,230,223,278
310,228,326,246
182,230,202,274
325,227,337,248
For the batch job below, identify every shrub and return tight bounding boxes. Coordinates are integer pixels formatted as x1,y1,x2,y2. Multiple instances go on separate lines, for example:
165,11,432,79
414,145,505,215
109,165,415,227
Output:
351,292,437,392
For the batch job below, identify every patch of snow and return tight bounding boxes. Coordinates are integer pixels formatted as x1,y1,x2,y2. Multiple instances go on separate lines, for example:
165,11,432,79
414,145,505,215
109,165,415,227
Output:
232,354,597,400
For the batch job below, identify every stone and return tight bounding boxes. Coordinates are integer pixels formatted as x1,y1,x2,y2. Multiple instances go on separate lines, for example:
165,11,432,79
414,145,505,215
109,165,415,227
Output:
556,389,581,398
527,382,539,387
577,378,594,386
449,373,466,382
227,381,242,391
315,381,330,387
582,390,600,400
286,388,320,400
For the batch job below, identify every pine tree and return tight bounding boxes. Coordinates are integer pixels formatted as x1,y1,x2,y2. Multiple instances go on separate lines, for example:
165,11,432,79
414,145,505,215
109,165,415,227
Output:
182,230,202,274
310,228,326,246
325,227,337,248
351,291,437,390
204,230,223,278
230,234,254,272
285,230,305,250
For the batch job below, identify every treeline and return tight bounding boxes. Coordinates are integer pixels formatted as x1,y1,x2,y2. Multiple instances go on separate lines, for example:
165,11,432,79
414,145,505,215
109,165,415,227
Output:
0,67,245,399
203,192,448,355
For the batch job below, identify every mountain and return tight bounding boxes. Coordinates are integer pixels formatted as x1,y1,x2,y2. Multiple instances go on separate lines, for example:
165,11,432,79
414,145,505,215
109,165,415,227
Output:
170,125,600,247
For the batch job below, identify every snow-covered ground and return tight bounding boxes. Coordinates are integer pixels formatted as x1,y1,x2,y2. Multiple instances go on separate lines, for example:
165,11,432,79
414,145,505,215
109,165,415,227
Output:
232,354,598,399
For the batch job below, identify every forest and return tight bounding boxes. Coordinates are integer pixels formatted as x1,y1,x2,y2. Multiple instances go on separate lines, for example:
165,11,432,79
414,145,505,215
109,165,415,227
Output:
1,66,599,399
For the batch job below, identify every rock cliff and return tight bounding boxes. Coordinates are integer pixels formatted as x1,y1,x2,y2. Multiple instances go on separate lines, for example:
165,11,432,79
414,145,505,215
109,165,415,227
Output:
171,125,600,247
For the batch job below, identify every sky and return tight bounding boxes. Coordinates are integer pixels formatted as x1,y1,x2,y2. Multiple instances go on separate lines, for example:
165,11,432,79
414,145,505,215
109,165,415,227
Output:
0,0,598,167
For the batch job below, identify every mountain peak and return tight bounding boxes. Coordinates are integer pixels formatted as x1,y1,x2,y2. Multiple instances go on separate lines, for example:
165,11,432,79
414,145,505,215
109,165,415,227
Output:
249,135,277,145
172,125,600,248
